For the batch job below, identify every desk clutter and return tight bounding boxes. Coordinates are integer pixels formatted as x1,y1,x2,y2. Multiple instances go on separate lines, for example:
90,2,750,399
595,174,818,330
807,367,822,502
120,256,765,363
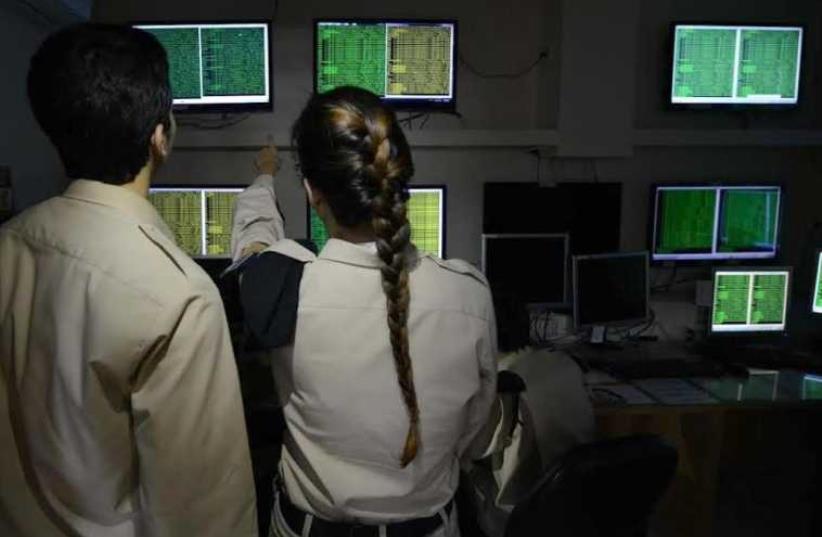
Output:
580,343,822,407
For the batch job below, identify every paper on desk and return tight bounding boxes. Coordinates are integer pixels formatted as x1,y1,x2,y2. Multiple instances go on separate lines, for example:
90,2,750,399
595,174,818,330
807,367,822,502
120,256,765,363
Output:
584,370,619,385
633,378,718,405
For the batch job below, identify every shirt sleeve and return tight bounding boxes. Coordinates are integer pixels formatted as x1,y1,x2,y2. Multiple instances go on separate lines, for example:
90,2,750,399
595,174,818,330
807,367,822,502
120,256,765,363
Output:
130,286,257,536
460,289,500,460
240,251,305,349
231,174,286,261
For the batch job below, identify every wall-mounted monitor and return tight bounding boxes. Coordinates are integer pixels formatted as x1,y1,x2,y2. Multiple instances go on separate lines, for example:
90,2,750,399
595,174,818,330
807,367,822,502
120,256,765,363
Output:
483,182,622,256
135,22,272,112
711,268,791,333
308,186,446,257
671,24,803,106
482,234,569,309
315,19,457,110
149,186,243,258
651,185,782,263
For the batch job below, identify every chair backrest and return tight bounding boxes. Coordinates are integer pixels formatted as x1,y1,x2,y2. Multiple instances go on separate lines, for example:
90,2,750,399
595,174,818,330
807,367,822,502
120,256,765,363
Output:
504,434,678,537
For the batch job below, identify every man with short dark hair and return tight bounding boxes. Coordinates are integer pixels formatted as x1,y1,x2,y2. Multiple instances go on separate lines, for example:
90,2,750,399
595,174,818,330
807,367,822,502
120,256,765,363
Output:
0,23,257,536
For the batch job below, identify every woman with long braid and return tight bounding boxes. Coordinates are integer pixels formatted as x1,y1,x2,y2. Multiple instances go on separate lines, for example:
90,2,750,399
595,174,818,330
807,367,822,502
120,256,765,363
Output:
231,87,498,537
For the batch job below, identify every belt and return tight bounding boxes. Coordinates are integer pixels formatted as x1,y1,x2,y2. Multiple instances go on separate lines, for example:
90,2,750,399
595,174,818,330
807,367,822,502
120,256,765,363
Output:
277,487,453,537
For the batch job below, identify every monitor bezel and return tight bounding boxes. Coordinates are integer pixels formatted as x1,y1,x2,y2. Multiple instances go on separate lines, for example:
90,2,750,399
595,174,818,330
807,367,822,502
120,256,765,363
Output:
481,232,570,309
149,184,245,259
812,250,822,314
305,184,448,258
313,18,459,111
648,182,785,265
709,265,793,335
133,20,274,113
667,22,806,110
572,251,651,329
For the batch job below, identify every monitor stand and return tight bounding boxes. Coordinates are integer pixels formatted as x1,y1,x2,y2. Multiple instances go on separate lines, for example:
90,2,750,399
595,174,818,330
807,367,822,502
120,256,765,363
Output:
587,326,623,350
591,325,607,344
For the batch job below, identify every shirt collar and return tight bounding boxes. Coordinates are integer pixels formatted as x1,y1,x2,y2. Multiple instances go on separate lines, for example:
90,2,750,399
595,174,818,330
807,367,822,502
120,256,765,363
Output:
319,238,419,269
62,179,174,241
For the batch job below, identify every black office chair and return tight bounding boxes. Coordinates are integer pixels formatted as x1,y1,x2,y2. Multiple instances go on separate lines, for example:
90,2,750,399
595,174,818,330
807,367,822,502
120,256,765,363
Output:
504,434,678,537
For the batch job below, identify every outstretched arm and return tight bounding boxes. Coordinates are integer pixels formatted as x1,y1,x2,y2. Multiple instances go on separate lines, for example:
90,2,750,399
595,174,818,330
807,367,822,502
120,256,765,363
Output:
231,145,286,261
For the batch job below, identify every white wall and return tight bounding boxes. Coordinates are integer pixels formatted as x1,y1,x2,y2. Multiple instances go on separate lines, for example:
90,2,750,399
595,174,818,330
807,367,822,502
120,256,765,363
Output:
0,1,68,210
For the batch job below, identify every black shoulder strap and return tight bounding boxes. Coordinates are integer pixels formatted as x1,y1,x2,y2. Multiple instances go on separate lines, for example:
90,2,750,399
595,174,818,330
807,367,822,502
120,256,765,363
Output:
239,251,305,349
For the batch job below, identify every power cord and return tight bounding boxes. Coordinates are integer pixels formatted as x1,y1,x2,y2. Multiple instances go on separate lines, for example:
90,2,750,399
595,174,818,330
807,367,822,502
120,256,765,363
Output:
459,49,549,80
397,112,427,130
176,113,252,130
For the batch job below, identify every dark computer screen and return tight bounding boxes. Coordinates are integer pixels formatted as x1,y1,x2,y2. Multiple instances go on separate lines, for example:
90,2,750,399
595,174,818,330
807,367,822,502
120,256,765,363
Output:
483,182,622,256
482,234,568,307
573,252,649,327
136,22,271,111
671,24,803,106
652,185,781,262
315,20,456,109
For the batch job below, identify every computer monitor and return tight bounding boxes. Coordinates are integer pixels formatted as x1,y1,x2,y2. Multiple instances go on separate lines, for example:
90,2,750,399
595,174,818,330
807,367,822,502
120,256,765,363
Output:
802,374,822,400
651,185,782,262
711,268,791,333
315,19,457,110
573,252,650,329
135,22,271,111
671,24,803,106
482,234,569,308
483,182,622,256
307,186,446,257
149,186,243,258
811,250,822,314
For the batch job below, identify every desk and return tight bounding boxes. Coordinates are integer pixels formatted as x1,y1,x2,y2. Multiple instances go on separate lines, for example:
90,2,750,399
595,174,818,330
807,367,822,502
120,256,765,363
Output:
591,370,822,537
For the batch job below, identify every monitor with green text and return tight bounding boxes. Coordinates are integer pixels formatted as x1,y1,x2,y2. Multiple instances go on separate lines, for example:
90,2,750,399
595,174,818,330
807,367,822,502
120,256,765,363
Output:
315,19,457,109
812,251,822,314
308,186,446,257
652,185,782,262
149,186,242,258
711,268,790,333
136,22,271,111
671,24,803,106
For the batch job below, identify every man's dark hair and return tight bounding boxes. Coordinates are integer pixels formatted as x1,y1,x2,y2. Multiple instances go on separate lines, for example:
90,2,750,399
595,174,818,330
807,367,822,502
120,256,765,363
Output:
27,23,172,185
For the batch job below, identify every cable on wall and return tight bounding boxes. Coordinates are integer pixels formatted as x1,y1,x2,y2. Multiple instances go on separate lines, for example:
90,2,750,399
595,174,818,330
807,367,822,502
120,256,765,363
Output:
459,49,549,80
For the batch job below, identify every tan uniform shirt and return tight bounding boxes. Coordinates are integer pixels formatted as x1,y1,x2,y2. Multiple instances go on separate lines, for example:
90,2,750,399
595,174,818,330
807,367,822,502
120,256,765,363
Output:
469,349,595,537
0,180,257,536
232,177,498,524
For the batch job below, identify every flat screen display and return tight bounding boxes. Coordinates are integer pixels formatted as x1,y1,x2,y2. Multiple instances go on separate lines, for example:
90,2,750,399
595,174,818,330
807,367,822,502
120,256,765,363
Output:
652,185,781,262
149,187,243,258
573,252,650,328
136,22,271,110
315,20,456,109
711,269,790,333
812,251,822,314
308,186,445,257
483,234,569,307
671,24,802,106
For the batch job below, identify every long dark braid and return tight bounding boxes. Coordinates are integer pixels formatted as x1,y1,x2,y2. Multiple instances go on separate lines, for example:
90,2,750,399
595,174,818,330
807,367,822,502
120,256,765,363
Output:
292,87,420,467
